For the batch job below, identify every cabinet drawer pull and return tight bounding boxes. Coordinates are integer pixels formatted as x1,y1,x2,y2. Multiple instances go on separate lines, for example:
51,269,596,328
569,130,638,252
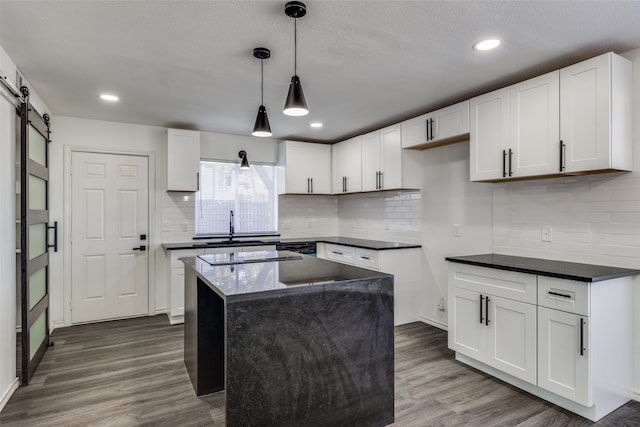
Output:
332,251,343,255
360,256,371,260
502,150,507,178
548,291,572,299
479,295,484,324
485,296,490,325
579,317,585,356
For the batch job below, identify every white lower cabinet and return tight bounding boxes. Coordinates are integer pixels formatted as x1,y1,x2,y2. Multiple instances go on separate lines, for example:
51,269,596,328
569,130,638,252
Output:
448,262,634,422
318,243,421,326
449,280,536,385
167,244,276,324
538,307,590,406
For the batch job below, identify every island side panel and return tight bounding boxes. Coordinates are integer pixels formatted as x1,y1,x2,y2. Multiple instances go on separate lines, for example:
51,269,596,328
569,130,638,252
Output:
225,277,394,427
184,266,225,396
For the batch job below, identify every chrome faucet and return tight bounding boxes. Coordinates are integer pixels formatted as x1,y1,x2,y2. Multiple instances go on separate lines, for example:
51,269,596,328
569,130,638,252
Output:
229,210,235,240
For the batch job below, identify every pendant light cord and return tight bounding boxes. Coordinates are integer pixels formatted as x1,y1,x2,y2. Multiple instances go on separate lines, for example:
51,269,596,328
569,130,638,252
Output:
261,59,264,105
294,18,297,75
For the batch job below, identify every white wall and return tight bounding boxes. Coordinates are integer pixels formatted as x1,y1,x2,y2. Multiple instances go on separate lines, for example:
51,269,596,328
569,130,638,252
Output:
0,80,18,411
49,116,167,325
0,45,51,410
492,47,640,398
420,141,494,326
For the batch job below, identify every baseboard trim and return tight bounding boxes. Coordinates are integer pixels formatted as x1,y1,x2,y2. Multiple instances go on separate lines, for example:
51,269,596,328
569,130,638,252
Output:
0,378,19,412
632,388,640,402
419,316,448,331
50,320,65,334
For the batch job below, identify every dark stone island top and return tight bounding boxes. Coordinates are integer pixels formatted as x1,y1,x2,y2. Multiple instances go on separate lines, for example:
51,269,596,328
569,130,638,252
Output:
182,250,393,301
163,236,420,251
446,253,640,283
182,250,395,426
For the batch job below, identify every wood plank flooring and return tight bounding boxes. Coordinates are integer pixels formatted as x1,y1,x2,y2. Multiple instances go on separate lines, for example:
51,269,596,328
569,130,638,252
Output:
1,315,639,426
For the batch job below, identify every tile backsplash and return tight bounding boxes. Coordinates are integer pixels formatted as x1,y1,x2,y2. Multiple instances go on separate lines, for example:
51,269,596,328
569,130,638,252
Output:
278,195,338,239
493,172,640,269
337,191,422,244
161,192,196,243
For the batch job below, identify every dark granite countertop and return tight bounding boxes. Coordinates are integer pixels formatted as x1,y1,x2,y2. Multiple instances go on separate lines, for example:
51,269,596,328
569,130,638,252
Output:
163,236,421,251
283,236,421,250
446,253,640,283
182,251,392,301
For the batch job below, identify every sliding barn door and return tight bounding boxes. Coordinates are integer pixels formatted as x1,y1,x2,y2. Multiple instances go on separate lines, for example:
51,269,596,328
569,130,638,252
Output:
19,87,54,385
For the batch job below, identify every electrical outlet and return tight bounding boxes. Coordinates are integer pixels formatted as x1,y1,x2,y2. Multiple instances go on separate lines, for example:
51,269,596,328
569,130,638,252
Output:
453,224,461,237
437,297,446,312
162,221,171,232
542,225,553,242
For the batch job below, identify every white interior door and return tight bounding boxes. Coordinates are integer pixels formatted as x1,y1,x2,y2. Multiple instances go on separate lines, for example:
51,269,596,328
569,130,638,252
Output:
71,151,149,323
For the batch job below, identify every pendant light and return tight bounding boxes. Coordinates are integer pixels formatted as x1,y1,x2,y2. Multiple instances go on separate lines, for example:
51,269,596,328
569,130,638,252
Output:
283,1,309,116
252,47,272,137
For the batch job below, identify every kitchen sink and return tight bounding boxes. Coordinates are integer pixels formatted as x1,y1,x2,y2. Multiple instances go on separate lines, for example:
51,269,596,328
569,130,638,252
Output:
197,250,302,266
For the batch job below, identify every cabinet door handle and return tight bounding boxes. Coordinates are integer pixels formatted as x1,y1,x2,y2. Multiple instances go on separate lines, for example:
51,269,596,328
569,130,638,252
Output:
379,171,383,190
485,296,490,326
375,171,379,190
502,150,507,178
344,176,347,192
479,294,485,324
311,178,313,193
196,172,200,191
508,149,513,177
559,140,565,172
307,178,310,193
580,317,585,356
425,119,430,141
548,291,572,299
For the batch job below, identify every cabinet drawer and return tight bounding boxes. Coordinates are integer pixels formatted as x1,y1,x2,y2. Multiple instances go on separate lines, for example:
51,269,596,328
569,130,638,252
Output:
355,248,379,270
171,249,204,268
538,276,590,316
449,263,537,304
325,244,355,265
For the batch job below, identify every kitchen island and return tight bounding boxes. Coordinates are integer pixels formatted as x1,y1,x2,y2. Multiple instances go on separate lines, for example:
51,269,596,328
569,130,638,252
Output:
182,251,394,427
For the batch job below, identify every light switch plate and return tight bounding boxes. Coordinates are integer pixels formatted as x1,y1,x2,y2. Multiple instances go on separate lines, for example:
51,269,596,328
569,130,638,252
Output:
453,224,461,237
542,225,553,242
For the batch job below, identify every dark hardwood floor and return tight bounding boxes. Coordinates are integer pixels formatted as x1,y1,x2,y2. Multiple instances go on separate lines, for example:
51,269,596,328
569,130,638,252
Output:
2,316,639,426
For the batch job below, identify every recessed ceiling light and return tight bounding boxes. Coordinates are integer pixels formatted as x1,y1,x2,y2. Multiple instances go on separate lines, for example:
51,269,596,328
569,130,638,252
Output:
473,39,501,51
99,93,119,101
310,122,323,128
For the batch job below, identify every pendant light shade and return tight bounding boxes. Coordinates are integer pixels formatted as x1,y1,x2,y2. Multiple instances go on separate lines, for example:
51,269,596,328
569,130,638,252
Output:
283,1,309,116
283,75,308,116
251,47,272,137
252,105,271,137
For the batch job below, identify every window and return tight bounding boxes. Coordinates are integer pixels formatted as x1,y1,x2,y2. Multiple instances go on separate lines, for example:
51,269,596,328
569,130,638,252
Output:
195,160,277,236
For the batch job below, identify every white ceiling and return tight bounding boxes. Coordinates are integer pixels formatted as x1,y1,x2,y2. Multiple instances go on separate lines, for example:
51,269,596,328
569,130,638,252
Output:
2,0,640,143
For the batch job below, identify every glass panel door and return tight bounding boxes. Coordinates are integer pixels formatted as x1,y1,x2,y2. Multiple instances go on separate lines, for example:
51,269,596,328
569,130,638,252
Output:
19,87,53,385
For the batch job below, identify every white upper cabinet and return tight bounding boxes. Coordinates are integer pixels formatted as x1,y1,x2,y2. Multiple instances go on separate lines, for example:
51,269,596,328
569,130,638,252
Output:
471,52,632,182
470,88,510,181
470,71,559,181
332,136,362,193
167,129,200,191
277,141,332,194
509,71,560,177
402,100,470,149
361,131,381,191
560,52,632,173
361,124,419,191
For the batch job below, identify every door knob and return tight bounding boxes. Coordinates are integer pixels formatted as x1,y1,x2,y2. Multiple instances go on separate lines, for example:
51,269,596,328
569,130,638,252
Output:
133,245,146,252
